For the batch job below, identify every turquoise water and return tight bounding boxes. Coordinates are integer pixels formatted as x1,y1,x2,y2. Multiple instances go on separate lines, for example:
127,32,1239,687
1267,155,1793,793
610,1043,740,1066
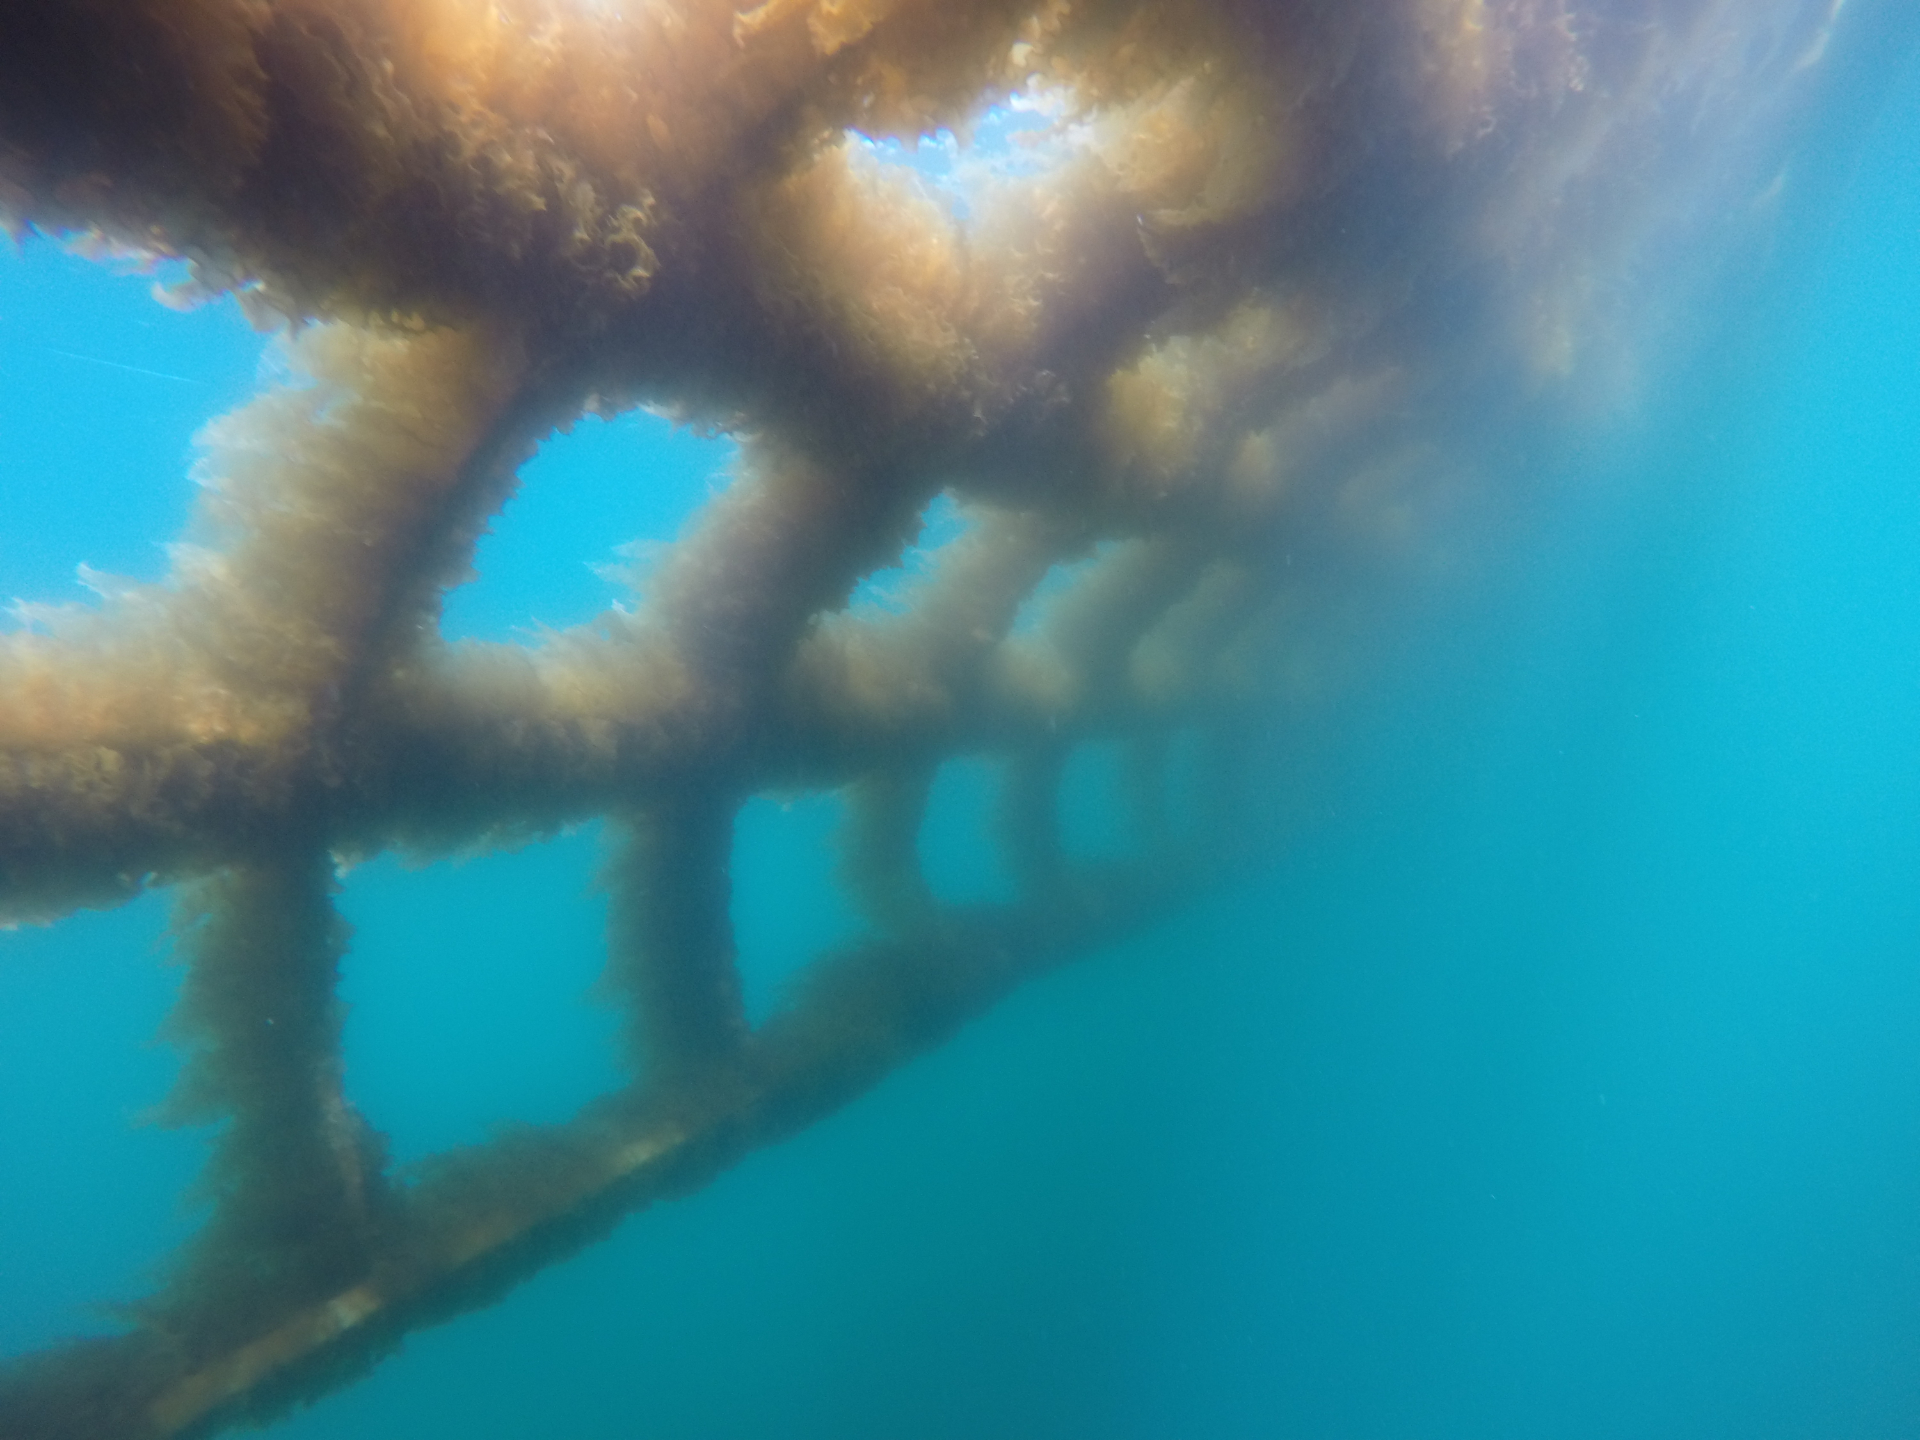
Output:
6,40,1920,1440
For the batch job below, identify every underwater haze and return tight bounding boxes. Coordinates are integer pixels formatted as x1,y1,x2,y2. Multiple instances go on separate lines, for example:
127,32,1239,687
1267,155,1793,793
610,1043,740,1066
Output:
7,12,1920,1440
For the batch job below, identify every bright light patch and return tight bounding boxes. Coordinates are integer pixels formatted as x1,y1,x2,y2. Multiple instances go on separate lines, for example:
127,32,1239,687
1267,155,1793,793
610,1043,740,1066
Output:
848,89,1072,221
0,238,266,621
441,407,735,643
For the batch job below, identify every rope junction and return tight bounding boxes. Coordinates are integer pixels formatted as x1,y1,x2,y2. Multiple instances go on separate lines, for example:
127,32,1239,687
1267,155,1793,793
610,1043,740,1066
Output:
0,1,1860,1434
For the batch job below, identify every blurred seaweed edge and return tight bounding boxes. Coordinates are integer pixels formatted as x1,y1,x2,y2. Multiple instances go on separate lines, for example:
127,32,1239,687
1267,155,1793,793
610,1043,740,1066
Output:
0,0,1900,1435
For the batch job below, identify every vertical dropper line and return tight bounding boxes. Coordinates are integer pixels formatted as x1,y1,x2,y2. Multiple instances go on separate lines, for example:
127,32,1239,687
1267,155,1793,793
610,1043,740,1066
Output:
997,748,1067,899
1124,730,1173,851
604,793,750,1087
839,765,937,935
153,846,386,1354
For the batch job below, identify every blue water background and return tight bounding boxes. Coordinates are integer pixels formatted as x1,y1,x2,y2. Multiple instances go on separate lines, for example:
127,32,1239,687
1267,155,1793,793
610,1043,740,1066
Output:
5,46,1920,1440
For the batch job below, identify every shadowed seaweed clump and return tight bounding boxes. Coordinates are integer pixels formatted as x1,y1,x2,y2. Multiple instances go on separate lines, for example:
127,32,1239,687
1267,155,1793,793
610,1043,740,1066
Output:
0,0,1866,1435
